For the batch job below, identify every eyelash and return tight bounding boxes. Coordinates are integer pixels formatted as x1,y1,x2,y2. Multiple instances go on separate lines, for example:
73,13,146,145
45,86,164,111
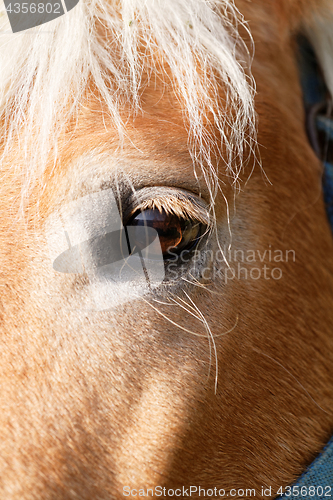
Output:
126,208,206,261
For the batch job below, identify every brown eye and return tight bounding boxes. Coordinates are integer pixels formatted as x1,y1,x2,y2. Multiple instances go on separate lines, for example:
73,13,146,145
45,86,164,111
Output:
127,208,204,259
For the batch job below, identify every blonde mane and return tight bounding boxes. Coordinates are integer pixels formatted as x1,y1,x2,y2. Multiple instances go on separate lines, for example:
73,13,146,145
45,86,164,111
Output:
0,0,256,201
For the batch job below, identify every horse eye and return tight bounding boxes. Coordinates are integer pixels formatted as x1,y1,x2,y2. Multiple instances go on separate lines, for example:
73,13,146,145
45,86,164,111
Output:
127,208,204,260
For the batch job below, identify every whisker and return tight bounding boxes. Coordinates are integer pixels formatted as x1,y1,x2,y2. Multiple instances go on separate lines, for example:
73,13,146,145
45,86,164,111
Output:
183,290,219,393
141,297,209,337
181,274,224,295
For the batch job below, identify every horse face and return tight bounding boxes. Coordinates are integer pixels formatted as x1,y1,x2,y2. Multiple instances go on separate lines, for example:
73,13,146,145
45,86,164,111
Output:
1,0,333,498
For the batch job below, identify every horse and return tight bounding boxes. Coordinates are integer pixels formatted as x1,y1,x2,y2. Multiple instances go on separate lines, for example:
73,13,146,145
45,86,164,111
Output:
0,0,332,497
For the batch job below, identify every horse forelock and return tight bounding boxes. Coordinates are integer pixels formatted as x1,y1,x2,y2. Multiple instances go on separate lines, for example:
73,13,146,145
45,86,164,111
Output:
0,0,256,205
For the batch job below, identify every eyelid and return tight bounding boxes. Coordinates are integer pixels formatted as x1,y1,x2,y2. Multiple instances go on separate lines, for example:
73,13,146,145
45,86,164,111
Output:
126,187,212,226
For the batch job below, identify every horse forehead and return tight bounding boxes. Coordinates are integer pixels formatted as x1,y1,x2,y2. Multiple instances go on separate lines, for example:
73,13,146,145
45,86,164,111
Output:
51,101,202,191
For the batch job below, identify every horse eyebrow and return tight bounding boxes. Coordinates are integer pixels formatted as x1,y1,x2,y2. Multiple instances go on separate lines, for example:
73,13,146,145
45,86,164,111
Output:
125,187,211,226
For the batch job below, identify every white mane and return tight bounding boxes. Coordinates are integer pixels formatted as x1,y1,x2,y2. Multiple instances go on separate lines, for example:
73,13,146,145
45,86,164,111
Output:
0,0,256,201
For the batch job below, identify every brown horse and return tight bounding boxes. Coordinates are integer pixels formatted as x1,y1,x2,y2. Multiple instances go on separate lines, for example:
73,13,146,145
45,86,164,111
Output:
0,0,332,498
